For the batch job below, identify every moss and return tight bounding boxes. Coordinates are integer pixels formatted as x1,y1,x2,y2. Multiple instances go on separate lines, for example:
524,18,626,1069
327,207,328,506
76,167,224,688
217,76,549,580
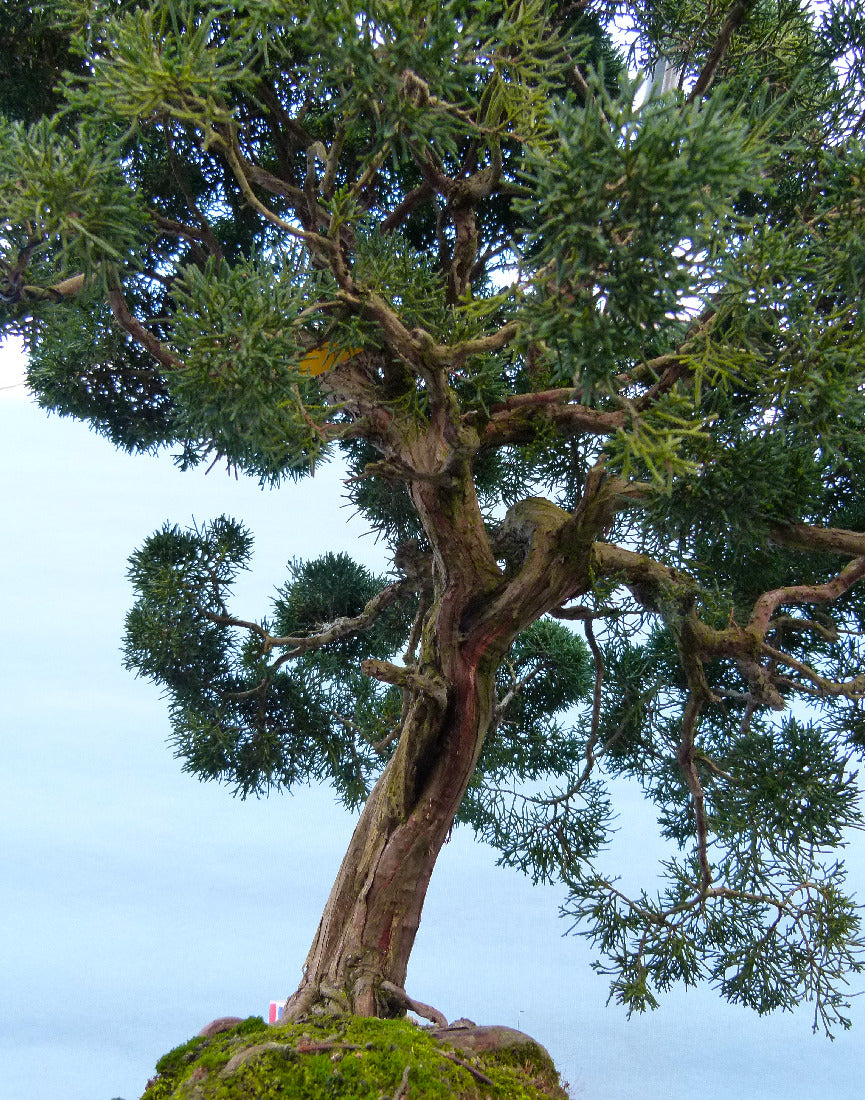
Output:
140,1016,569,1100
472,1039,562,1095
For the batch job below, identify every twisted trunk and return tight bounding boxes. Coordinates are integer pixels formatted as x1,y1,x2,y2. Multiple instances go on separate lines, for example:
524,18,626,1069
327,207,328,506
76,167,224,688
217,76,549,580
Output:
284,642,498,1019
283,406,616,1019
285,458,505,1018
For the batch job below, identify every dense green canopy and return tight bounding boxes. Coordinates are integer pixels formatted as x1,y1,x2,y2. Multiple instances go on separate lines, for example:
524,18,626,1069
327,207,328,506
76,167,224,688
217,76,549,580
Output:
3,0,865,1033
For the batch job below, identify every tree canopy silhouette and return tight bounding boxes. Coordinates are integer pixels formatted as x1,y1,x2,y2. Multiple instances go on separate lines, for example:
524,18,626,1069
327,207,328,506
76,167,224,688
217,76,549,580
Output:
3,0,865,1034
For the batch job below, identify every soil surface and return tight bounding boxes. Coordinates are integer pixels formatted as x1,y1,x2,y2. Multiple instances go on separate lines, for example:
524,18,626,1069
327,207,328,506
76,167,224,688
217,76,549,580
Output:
140,1013,571,1098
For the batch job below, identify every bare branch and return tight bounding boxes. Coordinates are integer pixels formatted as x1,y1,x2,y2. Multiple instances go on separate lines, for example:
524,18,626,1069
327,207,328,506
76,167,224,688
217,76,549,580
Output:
492,663,544,728
634,360,691,411
480,392,625,447
151,212,221,258
770,522,865,558
767,615,839,643
436,1051,495,1087
402,595,430,666
209,124,338,258
583,616,604,756
549,603,632,621
164,130,225,259
762,643,865,700
678,691,712,892
570,64,609,127
360,658,448,707
748,557,865,638
380,183,435,235
107,282,184,371
13,272,88,304
203,579,412,657
687,0,759,103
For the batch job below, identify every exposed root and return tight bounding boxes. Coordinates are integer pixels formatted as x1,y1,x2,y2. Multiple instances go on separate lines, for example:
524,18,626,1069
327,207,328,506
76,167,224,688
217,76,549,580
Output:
380,980,448,1026
220,1039,363,1078
276,978,448,1027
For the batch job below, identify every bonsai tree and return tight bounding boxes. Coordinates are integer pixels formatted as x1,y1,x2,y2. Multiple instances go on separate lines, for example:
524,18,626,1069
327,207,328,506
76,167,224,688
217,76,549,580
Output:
3,0,865,1036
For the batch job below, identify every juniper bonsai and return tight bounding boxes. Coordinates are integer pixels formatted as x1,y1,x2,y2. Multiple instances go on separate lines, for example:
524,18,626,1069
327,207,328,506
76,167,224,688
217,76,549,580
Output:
3,0,865,1036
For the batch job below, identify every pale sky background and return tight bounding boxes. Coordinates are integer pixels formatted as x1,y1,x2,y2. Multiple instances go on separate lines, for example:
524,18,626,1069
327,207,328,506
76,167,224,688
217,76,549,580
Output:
2,336,865,1100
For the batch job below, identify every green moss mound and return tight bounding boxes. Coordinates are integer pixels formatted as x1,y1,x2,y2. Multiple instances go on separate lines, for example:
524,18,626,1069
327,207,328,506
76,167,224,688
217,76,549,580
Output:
141,1015,570,1099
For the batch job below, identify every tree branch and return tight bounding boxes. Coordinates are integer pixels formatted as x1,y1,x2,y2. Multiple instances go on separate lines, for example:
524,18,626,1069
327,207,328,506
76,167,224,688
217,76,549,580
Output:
583,616,604,756
164,128,225,260
360,659,448,706
107,282,184,371
480,393,625,447
14,273,88,304
770,521,865,558
569,64,609,126
678,690,713,892
747,557,865,638
761,644,865,700
208,123,338,258
767,614,839,643
150,213,220,262
380,183,435,235
203,579,412,657
687,0,759,103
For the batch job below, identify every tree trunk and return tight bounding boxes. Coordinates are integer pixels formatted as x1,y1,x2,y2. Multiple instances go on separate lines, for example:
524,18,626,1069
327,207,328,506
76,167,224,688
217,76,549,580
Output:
284,444,508,1019
282,420,613,1019
284,642,499,1019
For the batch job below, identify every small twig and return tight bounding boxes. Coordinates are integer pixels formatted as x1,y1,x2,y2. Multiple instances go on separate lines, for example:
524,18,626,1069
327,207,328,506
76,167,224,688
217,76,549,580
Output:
291,384,332,443
392,1064,411,1100
437,1050,495,1087
371,727,401,755
634,361,690,411
693,749,739,784
549,604,631,621
761,643,865,699
767,614,838,643
381,183,435,235
164,128,224,259
493,664,544,727
293,299,344,323
296,1040,361,1054
402,596,429,666
204,579,411,658
570,65,609,127
583,617,604,756
216,127,337,257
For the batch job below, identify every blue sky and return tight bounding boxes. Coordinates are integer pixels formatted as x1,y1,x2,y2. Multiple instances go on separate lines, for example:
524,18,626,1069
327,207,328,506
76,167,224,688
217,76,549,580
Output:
2,339,865,1100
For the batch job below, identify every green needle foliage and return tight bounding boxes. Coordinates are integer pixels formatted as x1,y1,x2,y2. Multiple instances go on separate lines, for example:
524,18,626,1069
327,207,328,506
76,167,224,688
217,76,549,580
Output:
4,0,865,1035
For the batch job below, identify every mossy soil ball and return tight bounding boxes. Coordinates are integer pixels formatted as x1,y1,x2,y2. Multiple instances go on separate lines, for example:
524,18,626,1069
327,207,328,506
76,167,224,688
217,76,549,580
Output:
141,1015,570,1099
